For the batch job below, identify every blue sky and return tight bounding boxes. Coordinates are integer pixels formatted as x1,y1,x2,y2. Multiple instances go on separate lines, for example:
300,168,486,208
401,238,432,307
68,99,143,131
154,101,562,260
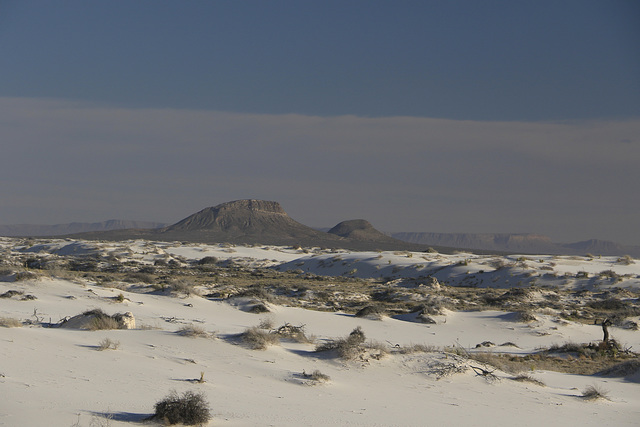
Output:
1,1,639,244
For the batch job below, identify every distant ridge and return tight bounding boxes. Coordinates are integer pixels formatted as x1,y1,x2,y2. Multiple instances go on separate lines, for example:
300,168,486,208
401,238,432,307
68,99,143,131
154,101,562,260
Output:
392,232,640,257
157,199,336,245
0,220,166,237
64,200,433,251
9,199,636,256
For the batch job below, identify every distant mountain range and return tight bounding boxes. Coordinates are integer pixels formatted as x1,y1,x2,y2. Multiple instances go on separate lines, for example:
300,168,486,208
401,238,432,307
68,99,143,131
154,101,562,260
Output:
0,220,166,237
45,200,432,252
1,200,638,257
390,232,640,258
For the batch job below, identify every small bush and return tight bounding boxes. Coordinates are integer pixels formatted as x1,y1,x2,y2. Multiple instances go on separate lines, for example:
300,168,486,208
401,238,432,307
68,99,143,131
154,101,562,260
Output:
240,327,279,350
0,317,22,327
589,298,628,311
273,323,313,343
515,311,537,322
511,374,545,386
152,390,211,425
177,324,210,338
97,337,120,351
316,326,367,360
78,309,134,331
197,256,218,265
303,369,330,383
616,255,635,265
171,280,200,297
0,290,23,299
15,271,38,281
123,272,155,284
85,309,122,331
355,305,384,320
257,318,274,330
581,384,609,401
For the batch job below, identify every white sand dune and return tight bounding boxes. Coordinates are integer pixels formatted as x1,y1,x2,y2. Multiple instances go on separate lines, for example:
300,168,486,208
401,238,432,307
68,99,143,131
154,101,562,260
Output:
1,239,639,426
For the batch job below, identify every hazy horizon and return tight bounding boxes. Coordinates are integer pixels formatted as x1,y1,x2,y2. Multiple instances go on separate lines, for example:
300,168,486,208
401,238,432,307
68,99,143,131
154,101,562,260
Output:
1,1,639,245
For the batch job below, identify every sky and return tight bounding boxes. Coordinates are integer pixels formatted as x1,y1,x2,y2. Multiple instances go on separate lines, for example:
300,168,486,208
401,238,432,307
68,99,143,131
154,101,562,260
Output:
1,0,639,245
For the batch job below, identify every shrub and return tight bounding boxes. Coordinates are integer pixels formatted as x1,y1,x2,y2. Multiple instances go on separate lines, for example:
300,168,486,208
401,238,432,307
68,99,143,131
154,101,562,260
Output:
581,384,609,401
315,326,367,360
273,323,313,343
197,256,218,265
15,271,38,281
170,280,200,297
97,338,120,351
152,390,211,425
177,324,210,338
396,344,438,354
123,272,155,284
589,298,628,311
355,305,384,320
515,311,537,322
616,255,635,265
0,290,23,299
0,317,22,327
257,318,274,330
240,327,279,350
303,369,330,382
85,309,122,331
511,374,545,386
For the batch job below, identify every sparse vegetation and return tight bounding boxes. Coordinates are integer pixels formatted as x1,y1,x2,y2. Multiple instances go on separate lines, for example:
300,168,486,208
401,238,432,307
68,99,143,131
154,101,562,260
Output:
395,344,438,354
616,255,635,265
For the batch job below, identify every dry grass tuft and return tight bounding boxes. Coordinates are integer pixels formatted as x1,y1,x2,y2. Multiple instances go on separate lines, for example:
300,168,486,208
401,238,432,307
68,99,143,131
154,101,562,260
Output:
314,326,387,361
177,324,211,338
395,344,438,354
240,326,280,350
89,315,121,331
581,384,609,401
257,318,274,330
0,317,22,327
303,369,331,383
511,374,545,386
273,323,314,343
97,337,120,351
